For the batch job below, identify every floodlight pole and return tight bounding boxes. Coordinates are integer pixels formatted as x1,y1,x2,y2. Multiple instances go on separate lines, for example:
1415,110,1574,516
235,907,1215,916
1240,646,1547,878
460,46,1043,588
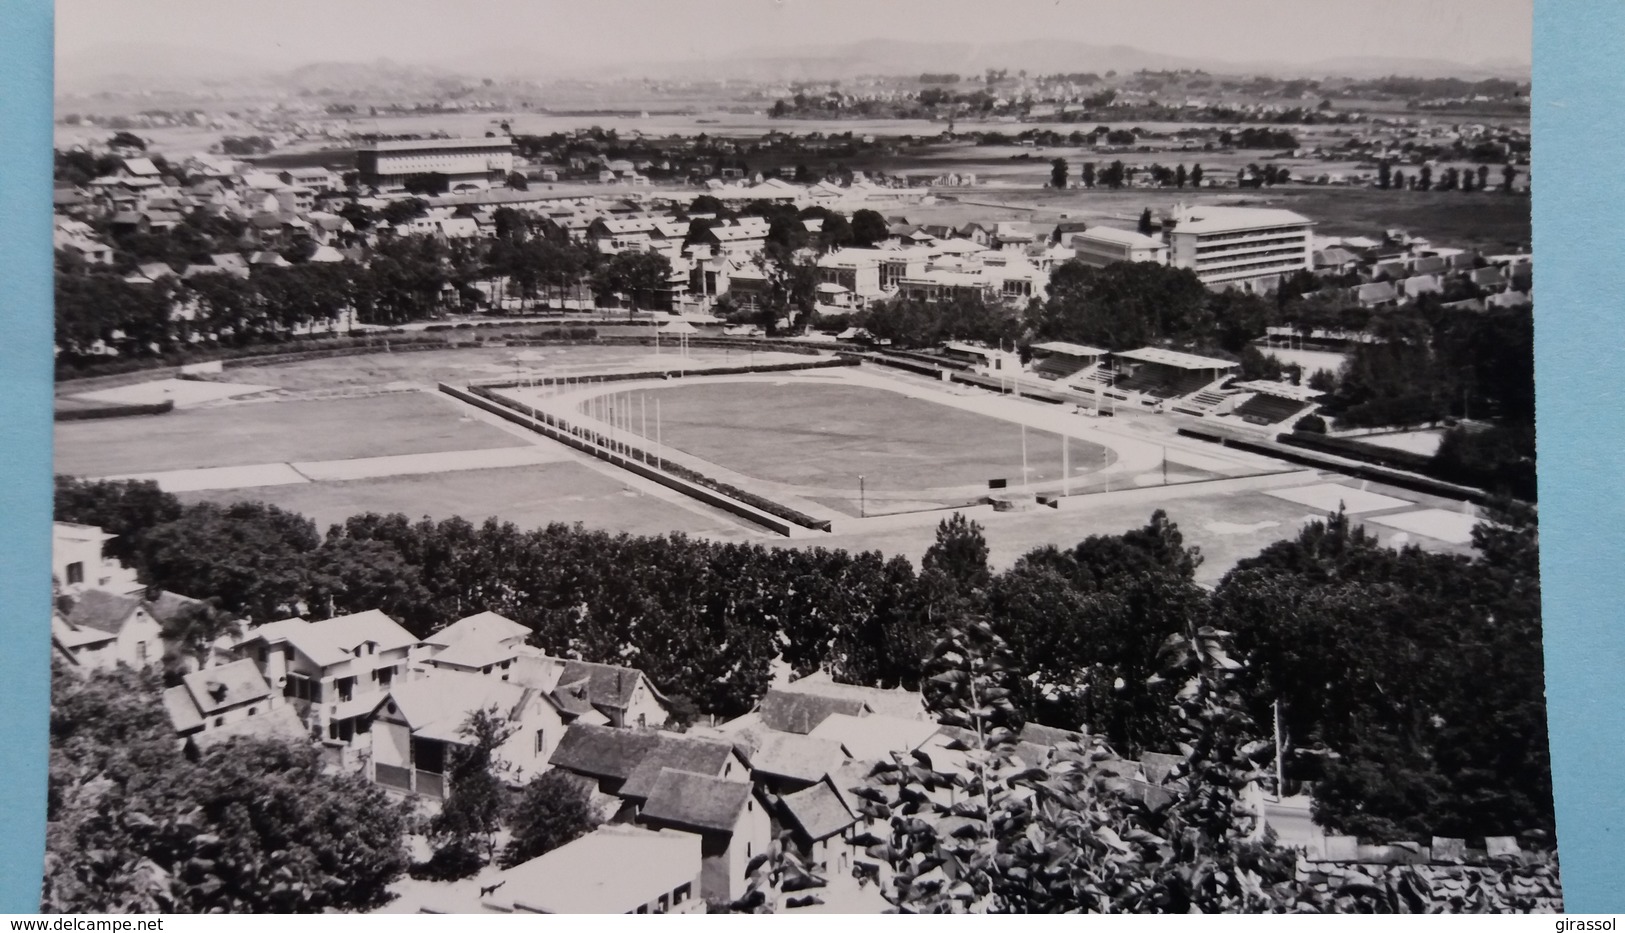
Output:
1062,434,1070,497
1021,423,1031,490
859,474,866,518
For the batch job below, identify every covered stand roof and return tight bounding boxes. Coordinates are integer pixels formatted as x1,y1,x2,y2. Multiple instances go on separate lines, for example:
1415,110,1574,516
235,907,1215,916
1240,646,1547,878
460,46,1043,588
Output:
1112,347,1238,371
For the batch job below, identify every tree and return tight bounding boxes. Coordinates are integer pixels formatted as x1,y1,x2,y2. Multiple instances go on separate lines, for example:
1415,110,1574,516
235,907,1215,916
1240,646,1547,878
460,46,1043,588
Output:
506,171,529,190
920,512,991,601
1478,164,1491,190
850,209,889,247
428,707,516,874
54,477,183,565
500,771,601,868
44,666,411,913
762,248,819,335
1081,162,1096,188
1049,158,1068,189
1174,163,1187,189
1138,208,1154,236
1378,161,1392,190
1189,163,1204,188
1501,163,1517,193
134,502,322,623
591,250,672,316
157,597,239,675
1418,164,1433,191
1393,168,1406,190
108,131,146,151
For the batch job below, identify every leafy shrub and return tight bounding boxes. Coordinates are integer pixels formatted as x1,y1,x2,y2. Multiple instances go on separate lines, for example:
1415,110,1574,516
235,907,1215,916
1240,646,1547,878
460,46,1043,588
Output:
409,842,485,882
1296,414,1327,434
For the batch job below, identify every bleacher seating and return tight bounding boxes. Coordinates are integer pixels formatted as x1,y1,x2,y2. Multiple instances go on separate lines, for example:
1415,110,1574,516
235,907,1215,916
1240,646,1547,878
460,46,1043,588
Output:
1073,368,1117,393
1171,389,1229,416
1234,394,1310,425
1115,369,1216,401
1032,355,1090,381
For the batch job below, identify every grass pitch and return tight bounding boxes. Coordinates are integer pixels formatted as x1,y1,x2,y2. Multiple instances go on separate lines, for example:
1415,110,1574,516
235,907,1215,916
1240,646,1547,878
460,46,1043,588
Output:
54,392,525,476
634,380,1118,516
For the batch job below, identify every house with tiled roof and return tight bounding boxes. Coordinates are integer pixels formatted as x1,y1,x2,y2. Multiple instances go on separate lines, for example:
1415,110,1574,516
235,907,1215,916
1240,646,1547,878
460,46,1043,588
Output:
773,776,860,872
758,689,868,736
636,768,773,905
56,589,164,673
235,609,421,748
161,658,301,751
370,667,589,798
547,722,662,795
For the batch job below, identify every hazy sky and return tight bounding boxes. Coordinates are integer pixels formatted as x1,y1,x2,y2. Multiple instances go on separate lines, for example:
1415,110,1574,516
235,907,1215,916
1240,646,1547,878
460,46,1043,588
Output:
57,0,1532,69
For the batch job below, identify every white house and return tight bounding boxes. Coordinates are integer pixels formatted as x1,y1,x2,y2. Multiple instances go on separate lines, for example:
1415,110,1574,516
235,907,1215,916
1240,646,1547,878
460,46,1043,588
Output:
235,609,421,747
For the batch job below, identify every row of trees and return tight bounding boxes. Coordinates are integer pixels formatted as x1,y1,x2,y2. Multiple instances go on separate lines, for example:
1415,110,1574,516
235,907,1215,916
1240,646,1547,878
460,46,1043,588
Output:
1049,159,1207,191
1377,161,1520,193
56,475,1552,843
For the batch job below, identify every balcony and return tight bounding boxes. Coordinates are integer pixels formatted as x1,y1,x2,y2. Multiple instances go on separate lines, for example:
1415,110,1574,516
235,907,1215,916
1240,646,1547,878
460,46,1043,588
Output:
374,763,447,800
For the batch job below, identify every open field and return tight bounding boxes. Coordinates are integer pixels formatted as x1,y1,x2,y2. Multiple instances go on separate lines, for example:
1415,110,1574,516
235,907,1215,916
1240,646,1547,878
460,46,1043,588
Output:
177,461,751,540
919,186,1530,249
218,345,814,394
804,476,1480,587
55,391,524,476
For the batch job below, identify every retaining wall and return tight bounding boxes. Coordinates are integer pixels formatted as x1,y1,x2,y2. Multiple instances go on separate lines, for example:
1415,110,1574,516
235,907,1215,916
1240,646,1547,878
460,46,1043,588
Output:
438,383,825,538
1044,469,1321,512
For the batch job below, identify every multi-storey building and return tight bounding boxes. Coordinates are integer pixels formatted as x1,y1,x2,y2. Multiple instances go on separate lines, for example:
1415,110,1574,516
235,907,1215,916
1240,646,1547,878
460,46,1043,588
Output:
355,137,515,193
1163,205,1314,292
1068,227,1169,268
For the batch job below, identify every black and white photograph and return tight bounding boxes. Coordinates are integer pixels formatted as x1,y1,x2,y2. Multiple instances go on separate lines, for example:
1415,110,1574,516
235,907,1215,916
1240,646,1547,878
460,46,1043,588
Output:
41,0,1554,914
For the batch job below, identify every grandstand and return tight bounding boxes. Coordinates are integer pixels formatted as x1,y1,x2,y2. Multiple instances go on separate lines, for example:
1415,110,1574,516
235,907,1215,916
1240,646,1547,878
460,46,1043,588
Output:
1029,341,1108,382
1108,348,1238,406
1224,380,1323,428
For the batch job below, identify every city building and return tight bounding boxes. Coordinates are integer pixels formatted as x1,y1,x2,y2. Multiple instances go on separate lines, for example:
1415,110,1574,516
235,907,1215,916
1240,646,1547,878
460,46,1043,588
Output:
355,137,515,194
1068,227,1169,267
52,521,142,597
1163,205,1314,292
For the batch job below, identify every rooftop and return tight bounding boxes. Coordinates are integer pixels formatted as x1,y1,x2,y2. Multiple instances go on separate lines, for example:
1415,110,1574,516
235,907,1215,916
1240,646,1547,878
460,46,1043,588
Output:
485,825,701,915
1113,347,1238,371
1168,206,1313,235
1031,341,1108,359
807,712,940,761
1072,226,1165,249
360,136,514,152
640,768,756,834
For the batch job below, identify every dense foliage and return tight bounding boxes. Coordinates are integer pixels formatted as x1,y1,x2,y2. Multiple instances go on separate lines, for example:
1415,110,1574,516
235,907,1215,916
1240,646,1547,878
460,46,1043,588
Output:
44,664,411,913
56,478,1553,844
499,771,602,869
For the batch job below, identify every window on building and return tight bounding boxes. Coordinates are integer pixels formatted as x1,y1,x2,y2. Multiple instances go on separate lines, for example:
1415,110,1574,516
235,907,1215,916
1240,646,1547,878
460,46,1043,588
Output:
215,717,224,728
247,706,256,716
135,642,147,664
658,894,669,913
535,730,546,757
673,884,690,904
66,562,84,585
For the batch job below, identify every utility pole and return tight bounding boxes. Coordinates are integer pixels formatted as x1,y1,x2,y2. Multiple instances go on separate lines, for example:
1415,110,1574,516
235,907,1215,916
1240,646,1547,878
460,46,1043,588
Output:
859,474,866,518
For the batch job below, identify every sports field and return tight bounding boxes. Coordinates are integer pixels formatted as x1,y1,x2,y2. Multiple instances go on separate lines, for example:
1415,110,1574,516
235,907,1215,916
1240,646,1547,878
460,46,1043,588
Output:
177,461,751,540
628,379,1121,517
222,345,815,393
54,392,525,476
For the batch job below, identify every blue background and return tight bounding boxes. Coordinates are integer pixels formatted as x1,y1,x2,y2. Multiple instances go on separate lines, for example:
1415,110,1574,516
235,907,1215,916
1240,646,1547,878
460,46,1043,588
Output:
2,0,1621,913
